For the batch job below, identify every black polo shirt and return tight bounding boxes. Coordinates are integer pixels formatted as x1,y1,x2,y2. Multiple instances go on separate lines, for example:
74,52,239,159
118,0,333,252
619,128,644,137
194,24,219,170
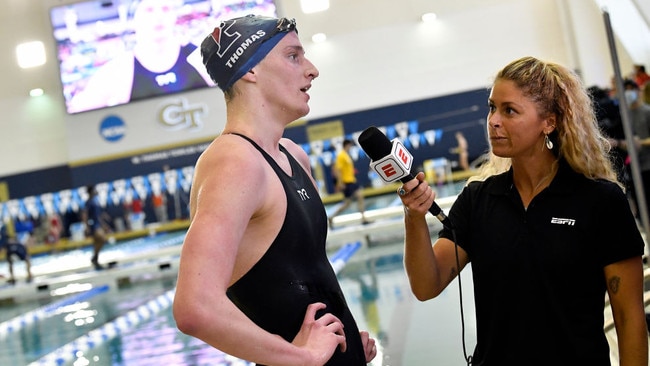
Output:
440,159,645,366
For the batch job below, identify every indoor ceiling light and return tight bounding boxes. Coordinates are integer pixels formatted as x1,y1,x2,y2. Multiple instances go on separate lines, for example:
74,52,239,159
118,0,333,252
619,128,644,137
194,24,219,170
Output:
29,88,44,97
300,0,329,14
421,12,438,23
312,33,327,43
16,41,46,69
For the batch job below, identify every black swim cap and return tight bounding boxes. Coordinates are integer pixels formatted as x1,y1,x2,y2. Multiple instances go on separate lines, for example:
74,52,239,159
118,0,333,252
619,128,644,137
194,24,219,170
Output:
201,14,297,91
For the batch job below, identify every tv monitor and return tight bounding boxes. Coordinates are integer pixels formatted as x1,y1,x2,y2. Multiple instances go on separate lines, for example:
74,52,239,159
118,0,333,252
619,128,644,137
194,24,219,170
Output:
49,0,278,114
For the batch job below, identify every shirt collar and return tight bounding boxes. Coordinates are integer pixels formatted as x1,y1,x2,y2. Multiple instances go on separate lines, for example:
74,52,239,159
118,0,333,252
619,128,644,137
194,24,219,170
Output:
486,158,582,196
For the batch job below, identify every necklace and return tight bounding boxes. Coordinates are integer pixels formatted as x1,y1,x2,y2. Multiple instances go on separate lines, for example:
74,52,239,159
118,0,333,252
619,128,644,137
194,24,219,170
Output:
517,162,558,209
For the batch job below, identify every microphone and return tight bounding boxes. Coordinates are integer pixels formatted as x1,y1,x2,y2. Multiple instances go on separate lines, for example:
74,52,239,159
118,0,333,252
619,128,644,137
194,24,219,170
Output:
357,126,452,228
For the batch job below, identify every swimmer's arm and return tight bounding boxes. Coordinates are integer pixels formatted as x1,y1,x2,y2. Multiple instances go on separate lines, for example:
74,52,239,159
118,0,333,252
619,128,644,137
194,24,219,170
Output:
173,141,343,365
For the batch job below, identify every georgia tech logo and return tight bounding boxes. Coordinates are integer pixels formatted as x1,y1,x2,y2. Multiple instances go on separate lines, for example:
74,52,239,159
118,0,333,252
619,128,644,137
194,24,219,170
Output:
158,98,207,131
297,188,310,201
551,217,576,226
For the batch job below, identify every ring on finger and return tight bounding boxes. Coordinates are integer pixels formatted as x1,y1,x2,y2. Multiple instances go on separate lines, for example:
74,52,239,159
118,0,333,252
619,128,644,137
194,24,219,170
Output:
398,187,407,196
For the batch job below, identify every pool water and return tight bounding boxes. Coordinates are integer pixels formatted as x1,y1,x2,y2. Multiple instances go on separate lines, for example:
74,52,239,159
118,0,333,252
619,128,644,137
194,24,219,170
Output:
0,237,478,365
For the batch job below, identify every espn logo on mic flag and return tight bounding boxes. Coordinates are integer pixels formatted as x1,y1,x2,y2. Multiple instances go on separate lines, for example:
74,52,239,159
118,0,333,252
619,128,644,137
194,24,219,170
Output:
369,139,413,183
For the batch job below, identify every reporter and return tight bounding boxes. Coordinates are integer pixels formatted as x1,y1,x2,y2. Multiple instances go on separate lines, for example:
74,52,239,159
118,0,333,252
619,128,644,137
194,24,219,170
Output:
398,56,648,365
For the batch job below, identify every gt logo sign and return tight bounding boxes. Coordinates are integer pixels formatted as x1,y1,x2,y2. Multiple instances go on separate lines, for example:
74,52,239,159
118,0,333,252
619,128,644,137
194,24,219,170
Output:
159,98,207,131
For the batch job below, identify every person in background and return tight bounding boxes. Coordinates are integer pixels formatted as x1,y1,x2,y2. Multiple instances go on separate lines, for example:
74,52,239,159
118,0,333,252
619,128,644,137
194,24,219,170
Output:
614,79,650,219
328,139,368,227
122,191,144,231
588,85,626,183
0,221,33,284
632,64,650,105
151,191,168,223
45,213,62,245
172,15,376,365
633,64,650,90
450,131,470,171
42,213,63,254
82,185,110,270
397,56,648,365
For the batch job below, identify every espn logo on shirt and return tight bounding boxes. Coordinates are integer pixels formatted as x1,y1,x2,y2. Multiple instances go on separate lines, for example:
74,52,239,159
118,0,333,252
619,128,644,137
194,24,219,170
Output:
369,139,413,183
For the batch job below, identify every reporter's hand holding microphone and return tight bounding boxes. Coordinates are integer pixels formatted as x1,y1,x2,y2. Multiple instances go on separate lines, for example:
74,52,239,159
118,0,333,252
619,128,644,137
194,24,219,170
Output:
397,171,437,219
358,125,456,304
357,125,452,228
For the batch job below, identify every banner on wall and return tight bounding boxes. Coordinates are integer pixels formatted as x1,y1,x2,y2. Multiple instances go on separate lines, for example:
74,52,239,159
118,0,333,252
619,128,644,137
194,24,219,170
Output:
306,120,344,142
0,166,196,223
64,91,225,163
69,140,211,187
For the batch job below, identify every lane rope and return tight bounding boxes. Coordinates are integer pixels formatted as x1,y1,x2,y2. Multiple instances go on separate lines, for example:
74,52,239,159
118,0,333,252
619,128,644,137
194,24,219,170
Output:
27,241,362,365
0,284,110,340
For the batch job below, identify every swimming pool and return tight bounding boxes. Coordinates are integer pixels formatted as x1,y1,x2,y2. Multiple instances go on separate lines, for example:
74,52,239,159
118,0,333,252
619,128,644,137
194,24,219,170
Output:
1,186,636,365
0,221,479,365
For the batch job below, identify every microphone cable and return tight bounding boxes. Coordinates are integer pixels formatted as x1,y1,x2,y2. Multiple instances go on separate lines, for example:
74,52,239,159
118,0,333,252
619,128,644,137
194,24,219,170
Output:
451,228,473,366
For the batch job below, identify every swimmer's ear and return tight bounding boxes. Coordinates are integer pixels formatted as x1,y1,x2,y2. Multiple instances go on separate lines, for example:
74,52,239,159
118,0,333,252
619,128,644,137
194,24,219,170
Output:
240,67,257,83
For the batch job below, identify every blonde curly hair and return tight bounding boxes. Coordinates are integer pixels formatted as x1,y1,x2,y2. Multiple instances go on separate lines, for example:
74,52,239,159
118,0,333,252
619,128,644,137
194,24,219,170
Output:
470,56,619,186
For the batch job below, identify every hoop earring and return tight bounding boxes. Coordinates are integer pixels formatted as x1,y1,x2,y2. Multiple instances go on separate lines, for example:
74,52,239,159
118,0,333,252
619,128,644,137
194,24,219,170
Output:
545,134,554,150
